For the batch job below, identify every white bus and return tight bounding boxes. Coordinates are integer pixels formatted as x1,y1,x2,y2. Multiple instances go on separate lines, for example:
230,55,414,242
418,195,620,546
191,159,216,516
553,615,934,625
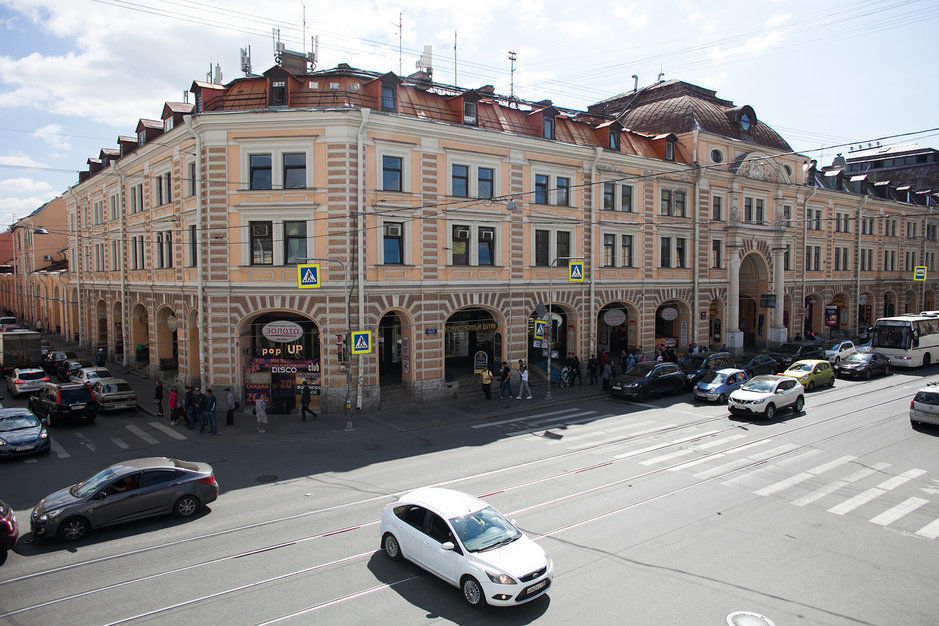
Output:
871,314,939,368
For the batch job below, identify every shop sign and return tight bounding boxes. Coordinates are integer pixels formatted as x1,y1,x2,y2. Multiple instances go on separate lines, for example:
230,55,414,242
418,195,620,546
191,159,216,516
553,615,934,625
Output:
824,305,839,327
446,322,497,333
659,307,678,321
425,327,438,335
603,309,626,326
262,320,304,343
165,315,177,332
832,297,846,307
473,351,488,375
858,294,868,305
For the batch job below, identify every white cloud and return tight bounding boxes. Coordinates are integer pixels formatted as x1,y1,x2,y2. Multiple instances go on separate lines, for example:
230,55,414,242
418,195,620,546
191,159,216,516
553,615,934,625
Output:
766,13,792,29
0,153,43,168
31,123,72,153
708,29,785,65
612,2,648,30
0,177,54,195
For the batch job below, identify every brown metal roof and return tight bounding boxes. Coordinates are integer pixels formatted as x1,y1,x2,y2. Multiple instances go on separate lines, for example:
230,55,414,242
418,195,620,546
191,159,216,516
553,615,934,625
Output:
136,119,162,132
162,102,194,117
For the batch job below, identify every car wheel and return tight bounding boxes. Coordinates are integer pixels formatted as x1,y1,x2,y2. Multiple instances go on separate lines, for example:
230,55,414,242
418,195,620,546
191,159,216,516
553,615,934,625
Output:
636,387,649,402
57,516,89,541
764,403,776,420
382,533,403,561
865,369,872,380
924,354,932,368
174,495,201,518
718,393,727,404
828,375,835,388
0,547,7,566
461,575,486,609
793,395,804,413
807,381,815,392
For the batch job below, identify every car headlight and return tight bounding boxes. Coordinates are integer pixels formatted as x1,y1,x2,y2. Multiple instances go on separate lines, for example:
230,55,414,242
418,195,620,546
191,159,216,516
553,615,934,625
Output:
38,509,63,522
0,439,7,446
486,570,518,585
625,382,638,387
40,429,48,439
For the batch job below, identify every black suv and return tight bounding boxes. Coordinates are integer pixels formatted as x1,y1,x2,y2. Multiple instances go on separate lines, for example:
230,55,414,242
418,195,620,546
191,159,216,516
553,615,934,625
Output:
610,362,685,401
28,382,98,426
735,354,778,377
769,342,826,372
678,351,734,389
56,359,84,383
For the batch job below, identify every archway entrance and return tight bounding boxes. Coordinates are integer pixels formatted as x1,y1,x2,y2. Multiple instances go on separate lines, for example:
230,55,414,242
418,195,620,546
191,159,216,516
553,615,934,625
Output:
156,307,179,373
905,290,918,314
740,296,757,347
96,300,107,348
830,293,850,334
597,302,637,356
239,312,321,414
655,301,690,351
444,308,499,381
804,294,823,338
378,311,407,386
131,304,149,364
51,286,61,334
739,252,770,348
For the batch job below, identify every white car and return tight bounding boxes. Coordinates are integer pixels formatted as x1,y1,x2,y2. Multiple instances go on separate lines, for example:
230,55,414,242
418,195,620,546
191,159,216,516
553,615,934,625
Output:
910,384,939,428
379,488,553,608
89,378,138,411
70,367,113,385
6,368,49,397
824,340,857,364
728,375,805,420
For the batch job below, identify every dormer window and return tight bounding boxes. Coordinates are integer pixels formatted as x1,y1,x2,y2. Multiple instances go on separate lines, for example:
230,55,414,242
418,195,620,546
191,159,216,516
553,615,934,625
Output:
665,140,675,161
270,80,287,106
463,99,478,126
137,130,146,146
608,130,620,151
381,84,396,112
195,91,203,113
163,117,174,132
542,115,555,140
740,112,751,131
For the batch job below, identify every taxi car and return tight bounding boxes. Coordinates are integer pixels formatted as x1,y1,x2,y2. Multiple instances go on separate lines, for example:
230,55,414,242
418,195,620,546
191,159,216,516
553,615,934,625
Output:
778,359,835,391
693,368,748,403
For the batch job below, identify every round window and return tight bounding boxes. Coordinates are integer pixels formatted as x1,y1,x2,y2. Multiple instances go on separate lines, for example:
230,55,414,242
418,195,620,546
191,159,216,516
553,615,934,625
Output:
710,149,723,163
784,164,793,176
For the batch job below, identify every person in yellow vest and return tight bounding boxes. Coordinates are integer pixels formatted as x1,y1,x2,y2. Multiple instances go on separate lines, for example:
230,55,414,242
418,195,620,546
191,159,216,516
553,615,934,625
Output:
480,366,493,400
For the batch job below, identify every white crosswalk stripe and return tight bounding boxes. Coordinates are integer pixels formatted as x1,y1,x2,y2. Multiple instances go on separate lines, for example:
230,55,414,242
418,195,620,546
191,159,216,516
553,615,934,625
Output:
110,437,129,450
692,444,799,480
791,462,891,507
869,497,929,526
669,439,773,472
126,424,158,445
638,430,724,465
915,518,939,539
472,408,587,428
149,421,187,440
828,469,927,515
567,423,672,450
546,418,656,446
50,439,70,458
506,412,605,437
754,456,857,496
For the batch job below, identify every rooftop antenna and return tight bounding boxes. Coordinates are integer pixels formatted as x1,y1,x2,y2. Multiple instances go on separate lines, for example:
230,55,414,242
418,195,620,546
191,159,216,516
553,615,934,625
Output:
301,0,306,55
308,35,318,71
206,62,213,83
632,74,638,91
454,30,458,85
395,12,403,75
183,90,189,103
214,62,222,84
657,65,664,82
508,50,517,100
415,45,432,79
272,28,285,65
240,45,252,76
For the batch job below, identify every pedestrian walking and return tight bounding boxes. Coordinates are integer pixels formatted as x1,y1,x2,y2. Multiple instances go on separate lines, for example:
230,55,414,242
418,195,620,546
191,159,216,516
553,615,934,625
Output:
480,366,493,400
601,361,613,391
571,355,583,385
95,347,106,366
625,351,635,374
153,380,164,417
255,394,268,433
204,389,218,435
516,365,532,399
225,387,236,426
168,388,179,425
299,379,317,420
192,388,206,433
499,363,512,398
587,354,599,384
183,386,195,429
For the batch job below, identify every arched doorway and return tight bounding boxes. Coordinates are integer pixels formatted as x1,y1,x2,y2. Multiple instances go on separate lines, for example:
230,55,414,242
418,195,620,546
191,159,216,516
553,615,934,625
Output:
528,306,570,368
597,302,638,356
740,296,758,347
238,311,321,414
739,252,771,348
96,299,107,348
804,294,823,337
858,292,874,331
156,307,179,373
830,293,850,334
131,303,149,364
444,308,500,381
378,310,410,386
883,292,896,318
655,300,690,351
708,299,724,348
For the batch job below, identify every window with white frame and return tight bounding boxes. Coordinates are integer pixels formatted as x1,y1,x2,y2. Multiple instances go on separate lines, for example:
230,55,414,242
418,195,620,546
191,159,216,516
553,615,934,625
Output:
129,183,144,213
712,195,723,221
447,159,498,199
603,234,616,267
660,189,687,217
93,200,104,225
660,236,671,268
784,244,791,270
620,234,634,267
109,194,119,220
834,246,849,271
187,162,196,197
130,235,145,270
94,243,105,271
249,221,273,265
906,250,916,271
659,236,687,267
156,232,164,268
907,221,918,239
884,249,896,271
376,147,410,192
532,171,574,207
602,182,634,212
533,227,574,266
712,239,722,268
743,196,764,223
242,145,313,191
926,251,936,271
805,245,822,271
382,222,404,264
887,218,897,237
155,230,173,268
463,99,478,126
450,223,498,266
189,224,198,267
249,154,272,190
783,204,792,227
283,221,306,264
111,240,121,270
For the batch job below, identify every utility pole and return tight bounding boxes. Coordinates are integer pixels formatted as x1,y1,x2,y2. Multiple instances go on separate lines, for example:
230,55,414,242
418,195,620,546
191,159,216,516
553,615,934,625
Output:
508,50,517,100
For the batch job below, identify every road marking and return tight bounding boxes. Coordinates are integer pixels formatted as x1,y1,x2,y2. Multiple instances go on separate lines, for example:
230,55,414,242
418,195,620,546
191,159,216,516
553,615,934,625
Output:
915,518,939,539
73,431,97,452
869,497,929,526
791,462,891,507
565,422,665,449
828,468,925,515
50,440,70,458
669,439,773,472
149,421,187,440
694,433,746,450
23,457,37,463
755,456,857,496
126,424,159,445
472,408,585,428
110,437,129,450
506,412,603,437
640,449,695,465
693,444,798,479
546,418,654,446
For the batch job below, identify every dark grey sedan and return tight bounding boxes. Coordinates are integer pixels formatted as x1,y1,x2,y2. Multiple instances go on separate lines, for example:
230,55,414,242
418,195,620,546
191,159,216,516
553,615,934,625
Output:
30,457,218,541
0,409,51,457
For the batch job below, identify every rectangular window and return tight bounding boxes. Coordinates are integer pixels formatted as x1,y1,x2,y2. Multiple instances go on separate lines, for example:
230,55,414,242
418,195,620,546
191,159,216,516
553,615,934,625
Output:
712,195,722,221
712,240,722,268
284,221,307,265
744,197,753,222
534,174,549,205
164,172,172,203
270,80,287,106
249,154,272,190
451,225,470,266
478,227,495,266
556,231,571,262
164,231,173,268
665,141,674,161
137,236,145,269
189,224,198,267
94,201,103,225
784,244,791,270
542,116,555,140
383,222,403,264
283,153,306,189
156,232,164,268
603,234,615,267
250,221,273,265
381,85,395,111
660,189,672,215
130,185,138,213
187,162,196,197
382,155,403,192
675,191,686,217
463,100,478,125
842,248,849,271
783,204,792,227
815,246,821,271
621,234,633,267
621,185,633,212
676,237,686,268
755,199,763,223
603,183,615,211
477,167,494,199
535,230,550,266
556,177,570,206
660,236,671,268
452,164,469,197
109,195,118,220
111,240,121,271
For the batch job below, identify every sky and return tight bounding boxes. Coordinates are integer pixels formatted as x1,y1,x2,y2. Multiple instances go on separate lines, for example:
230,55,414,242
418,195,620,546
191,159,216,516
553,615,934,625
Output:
0,0,937,228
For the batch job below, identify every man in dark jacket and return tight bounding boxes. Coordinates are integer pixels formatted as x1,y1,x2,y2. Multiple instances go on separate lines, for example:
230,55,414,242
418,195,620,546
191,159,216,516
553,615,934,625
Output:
587,354,599,385
183,386,195,430
298,379,316,421
192,388,206,433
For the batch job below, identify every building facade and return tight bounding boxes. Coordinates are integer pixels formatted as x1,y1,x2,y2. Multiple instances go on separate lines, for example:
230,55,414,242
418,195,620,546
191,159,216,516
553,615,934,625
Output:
53,61,938,411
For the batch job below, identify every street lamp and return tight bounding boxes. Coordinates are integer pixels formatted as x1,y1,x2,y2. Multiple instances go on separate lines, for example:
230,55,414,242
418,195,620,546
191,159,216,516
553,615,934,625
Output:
295,257,354,432
9,224,48,326
546,255,585,401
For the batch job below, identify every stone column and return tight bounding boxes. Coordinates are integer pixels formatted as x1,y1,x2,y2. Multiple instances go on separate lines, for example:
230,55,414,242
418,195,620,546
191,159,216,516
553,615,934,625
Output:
726,251,743,351
768,245,788,345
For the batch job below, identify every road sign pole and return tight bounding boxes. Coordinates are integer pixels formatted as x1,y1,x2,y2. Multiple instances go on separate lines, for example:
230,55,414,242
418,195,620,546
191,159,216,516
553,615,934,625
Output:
546,255,585,400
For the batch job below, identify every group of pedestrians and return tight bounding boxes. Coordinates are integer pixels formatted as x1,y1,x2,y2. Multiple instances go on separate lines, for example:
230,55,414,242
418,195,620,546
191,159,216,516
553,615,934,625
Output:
157,382,237,435
479,359,534,401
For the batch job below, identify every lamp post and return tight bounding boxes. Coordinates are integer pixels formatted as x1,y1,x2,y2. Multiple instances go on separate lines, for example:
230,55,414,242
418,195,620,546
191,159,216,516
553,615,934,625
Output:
296,257,354,432
9,225,48,326
546,255,585,400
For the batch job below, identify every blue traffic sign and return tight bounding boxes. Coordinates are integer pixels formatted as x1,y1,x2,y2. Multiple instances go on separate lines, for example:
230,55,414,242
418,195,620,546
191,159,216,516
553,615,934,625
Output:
533,320,548,340
568,261,584,282
297,264,321,289
914,266,927,281
351,331,372,354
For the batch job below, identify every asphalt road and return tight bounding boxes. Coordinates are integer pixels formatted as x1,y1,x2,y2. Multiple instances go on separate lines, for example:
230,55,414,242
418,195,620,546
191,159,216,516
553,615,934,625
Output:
1,367,938,625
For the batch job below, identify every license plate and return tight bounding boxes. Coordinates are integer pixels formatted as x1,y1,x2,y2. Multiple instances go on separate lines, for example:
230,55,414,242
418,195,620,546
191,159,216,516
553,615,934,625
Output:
611,385,621,390
16,445,35,451
528,580,547,593
71,403,85,409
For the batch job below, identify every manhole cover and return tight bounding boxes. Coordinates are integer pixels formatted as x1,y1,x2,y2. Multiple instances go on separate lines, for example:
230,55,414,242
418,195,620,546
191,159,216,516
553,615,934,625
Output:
727,611,776,626
256,474,278,483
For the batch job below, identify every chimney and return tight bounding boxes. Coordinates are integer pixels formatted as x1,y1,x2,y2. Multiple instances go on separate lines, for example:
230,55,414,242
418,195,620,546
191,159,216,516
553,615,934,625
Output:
632,74,638,91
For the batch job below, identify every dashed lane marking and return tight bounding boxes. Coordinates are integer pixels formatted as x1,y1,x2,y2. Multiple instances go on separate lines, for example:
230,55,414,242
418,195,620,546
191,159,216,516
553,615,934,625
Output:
111,437,129,450
50,440,70,458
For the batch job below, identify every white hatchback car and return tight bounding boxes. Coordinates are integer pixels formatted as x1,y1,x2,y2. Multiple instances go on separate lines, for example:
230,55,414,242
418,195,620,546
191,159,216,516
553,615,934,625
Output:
380,488,553,608
728,375,805,420
824,340,857,364
6,368,49,397
70,367,113,385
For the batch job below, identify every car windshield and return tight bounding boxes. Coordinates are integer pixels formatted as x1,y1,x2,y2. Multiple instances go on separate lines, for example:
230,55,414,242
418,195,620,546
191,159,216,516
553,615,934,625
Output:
700,371,726,384
625,364,656,377
844,354,871,364
0,413,41,432
88,369,111,379
786,363,814,373
872,324,910,350
449,506,521,553
776,343,801,354
741,378,777,393
72,467,118,498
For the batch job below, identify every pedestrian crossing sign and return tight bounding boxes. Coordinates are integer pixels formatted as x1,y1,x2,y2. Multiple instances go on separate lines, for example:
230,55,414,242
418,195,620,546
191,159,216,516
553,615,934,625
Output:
914,266,927,281
351,331,372,354
297,264,321,289
568,261,584,282
533,320,548,340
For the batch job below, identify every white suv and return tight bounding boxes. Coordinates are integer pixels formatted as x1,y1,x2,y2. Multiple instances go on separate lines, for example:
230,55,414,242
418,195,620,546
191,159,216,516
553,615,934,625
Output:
824,340,857,364
910,384,939,428
728,375,805,420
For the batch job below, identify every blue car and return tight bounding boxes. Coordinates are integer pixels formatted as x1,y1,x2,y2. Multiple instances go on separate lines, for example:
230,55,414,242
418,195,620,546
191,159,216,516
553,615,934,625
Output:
693,368,749,403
